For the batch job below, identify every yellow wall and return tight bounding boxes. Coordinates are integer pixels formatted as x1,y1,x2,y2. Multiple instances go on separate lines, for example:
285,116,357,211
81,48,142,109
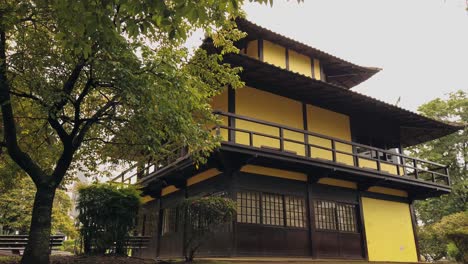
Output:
368,186,408,197
210,90,229,140
289,49,312,77
244,39,324,80
306,105,353,166
246,40,258,59
236,87,305,156
187,168,221,186
318,178,357,189
241,165,307,182
313,59,322,80
362,198,417,262
161,185,179,196
263,40,286,69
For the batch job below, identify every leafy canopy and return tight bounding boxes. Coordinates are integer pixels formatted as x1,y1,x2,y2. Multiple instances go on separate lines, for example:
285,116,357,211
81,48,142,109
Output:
411,90,467,225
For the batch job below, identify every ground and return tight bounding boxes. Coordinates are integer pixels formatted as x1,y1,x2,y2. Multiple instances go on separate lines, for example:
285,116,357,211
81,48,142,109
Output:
0,256,460,264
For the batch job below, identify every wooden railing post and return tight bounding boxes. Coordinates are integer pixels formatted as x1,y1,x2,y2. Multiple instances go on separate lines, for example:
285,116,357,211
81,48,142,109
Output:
279,127,284,151
331,140,336,162
376,151,381,172
413,160,419,179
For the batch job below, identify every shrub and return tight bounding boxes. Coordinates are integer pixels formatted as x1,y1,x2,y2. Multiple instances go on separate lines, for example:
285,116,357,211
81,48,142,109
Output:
433,211,468,263
77,183,141,255
180,196,236,262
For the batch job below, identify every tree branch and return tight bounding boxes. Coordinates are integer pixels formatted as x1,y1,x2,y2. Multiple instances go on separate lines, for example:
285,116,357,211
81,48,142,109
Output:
0,29,45,186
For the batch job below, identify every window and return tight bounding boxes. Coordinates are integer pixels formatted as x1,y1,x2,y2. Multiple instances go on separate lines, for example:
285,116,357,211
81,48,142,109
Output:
262,193,284,226
285,196,306,228
313,200,357,233
161,207,177,235
237,192,261,224
237,191,306,228
337,204,357,232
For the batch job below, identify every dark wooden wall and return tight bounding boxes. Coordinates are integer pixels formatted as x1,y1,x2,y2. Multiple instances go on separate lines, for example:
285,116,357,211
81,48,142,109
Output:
152,170,365,259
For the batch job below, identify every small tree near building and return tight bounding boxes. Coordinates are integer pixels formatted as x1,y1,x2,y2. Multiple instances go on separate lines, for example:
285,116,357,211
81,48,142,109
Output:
181,196,236,262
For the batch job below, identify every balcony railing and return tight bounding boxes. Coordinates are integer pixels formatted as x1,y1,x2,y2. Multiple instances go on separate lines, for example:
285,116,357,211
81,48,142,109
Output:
110,111,450,188
213,111,450,187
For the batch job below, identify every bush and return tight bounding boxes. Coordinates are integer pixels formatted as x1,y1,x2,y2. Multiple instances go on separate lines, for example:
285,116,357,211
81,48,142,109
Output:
180,196,236,262
77,183,141,255
433,211,468,263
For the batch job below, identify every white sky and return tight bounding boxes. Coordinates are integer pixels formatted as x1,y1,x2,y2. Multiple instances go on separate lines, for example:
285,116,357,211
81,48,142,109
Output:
188,0,468,111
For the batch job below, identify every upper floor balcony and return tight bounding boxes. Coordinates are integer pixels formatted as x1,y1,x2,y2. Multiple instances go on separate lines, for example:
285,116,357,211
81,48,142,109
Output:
112,111,451,196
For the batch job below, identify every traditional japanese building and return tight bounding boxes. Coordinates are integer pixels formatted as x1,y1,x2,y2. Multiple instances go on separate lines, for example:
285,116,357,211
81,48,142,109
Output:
115,19,462,262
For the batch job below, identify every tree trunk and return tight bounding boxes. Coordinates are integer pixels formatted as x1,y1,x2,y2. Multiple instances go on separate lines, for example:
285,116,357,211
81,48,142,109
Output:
21,185,56,264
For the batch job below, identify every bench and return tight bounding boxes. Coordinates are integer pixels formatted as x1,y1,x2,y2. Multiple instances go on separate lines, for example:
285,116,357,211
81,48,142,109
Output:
0,235,65,255
124,236,151,249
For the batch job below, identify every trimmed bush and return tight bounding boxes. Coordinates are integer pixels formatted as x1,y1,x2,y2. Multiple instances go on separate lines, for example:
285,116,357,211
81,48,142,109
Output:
77,183,141,255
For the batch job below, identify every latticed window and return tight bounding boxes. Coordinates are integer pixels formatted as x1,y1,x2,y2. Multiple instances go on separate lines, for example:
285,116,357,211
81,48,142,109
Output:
262,193,284,226
314,201,337,230
161,207,177,235
285,196,306,228
337,203,357,232
237,191,306,228
313,200,357,233
237,191,261,224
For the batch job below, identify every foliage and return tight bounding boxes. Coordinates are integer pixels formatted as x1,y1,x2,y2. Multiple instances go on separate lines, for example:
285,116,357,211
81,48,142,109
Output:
412,90,467,225
180,196,237,262
409,90,467,261
0,0,279,263
418,225,447,261
433,211,468,263
77,183,141,255
0,177,76,238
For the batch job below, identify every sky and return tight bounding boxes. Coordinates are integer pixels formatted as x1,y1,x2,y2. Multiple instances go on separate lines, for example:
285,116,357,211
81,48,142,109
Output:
189,0,468,112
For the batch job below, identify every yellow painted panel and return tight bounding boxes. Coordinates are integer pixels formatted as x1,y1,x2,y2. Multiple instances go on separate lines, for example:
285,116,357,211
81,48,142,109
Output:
210,90,229,141
359,159,401,176
307,105,353,165
142,195,155,204
289,49,312,77
362,198,417,262
161,185,179,196
236,87,305,156
187,168,221,186
263,40,286,69
241,165,307,182
359,158,378,170
381,163,400,175
368,186,408,197
246,40,258,59
313,59,322,80
318,178,357,189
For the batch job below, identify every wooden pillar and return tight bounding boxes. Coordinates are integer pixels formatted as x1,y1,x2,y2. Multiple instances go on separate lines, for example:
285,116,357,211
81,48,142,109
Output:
410,200,421,262
306,175,315,257
358,192,369,260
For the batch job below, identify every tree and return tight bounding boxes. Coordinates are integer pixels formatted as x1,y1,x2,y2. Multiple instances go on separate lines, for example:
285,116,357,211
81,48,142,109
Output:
77,183,141,255
410,90,467,260
412,90,467,224
180,196,237,262
0,176,76,239
0,1,275,263
433,211,468,263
